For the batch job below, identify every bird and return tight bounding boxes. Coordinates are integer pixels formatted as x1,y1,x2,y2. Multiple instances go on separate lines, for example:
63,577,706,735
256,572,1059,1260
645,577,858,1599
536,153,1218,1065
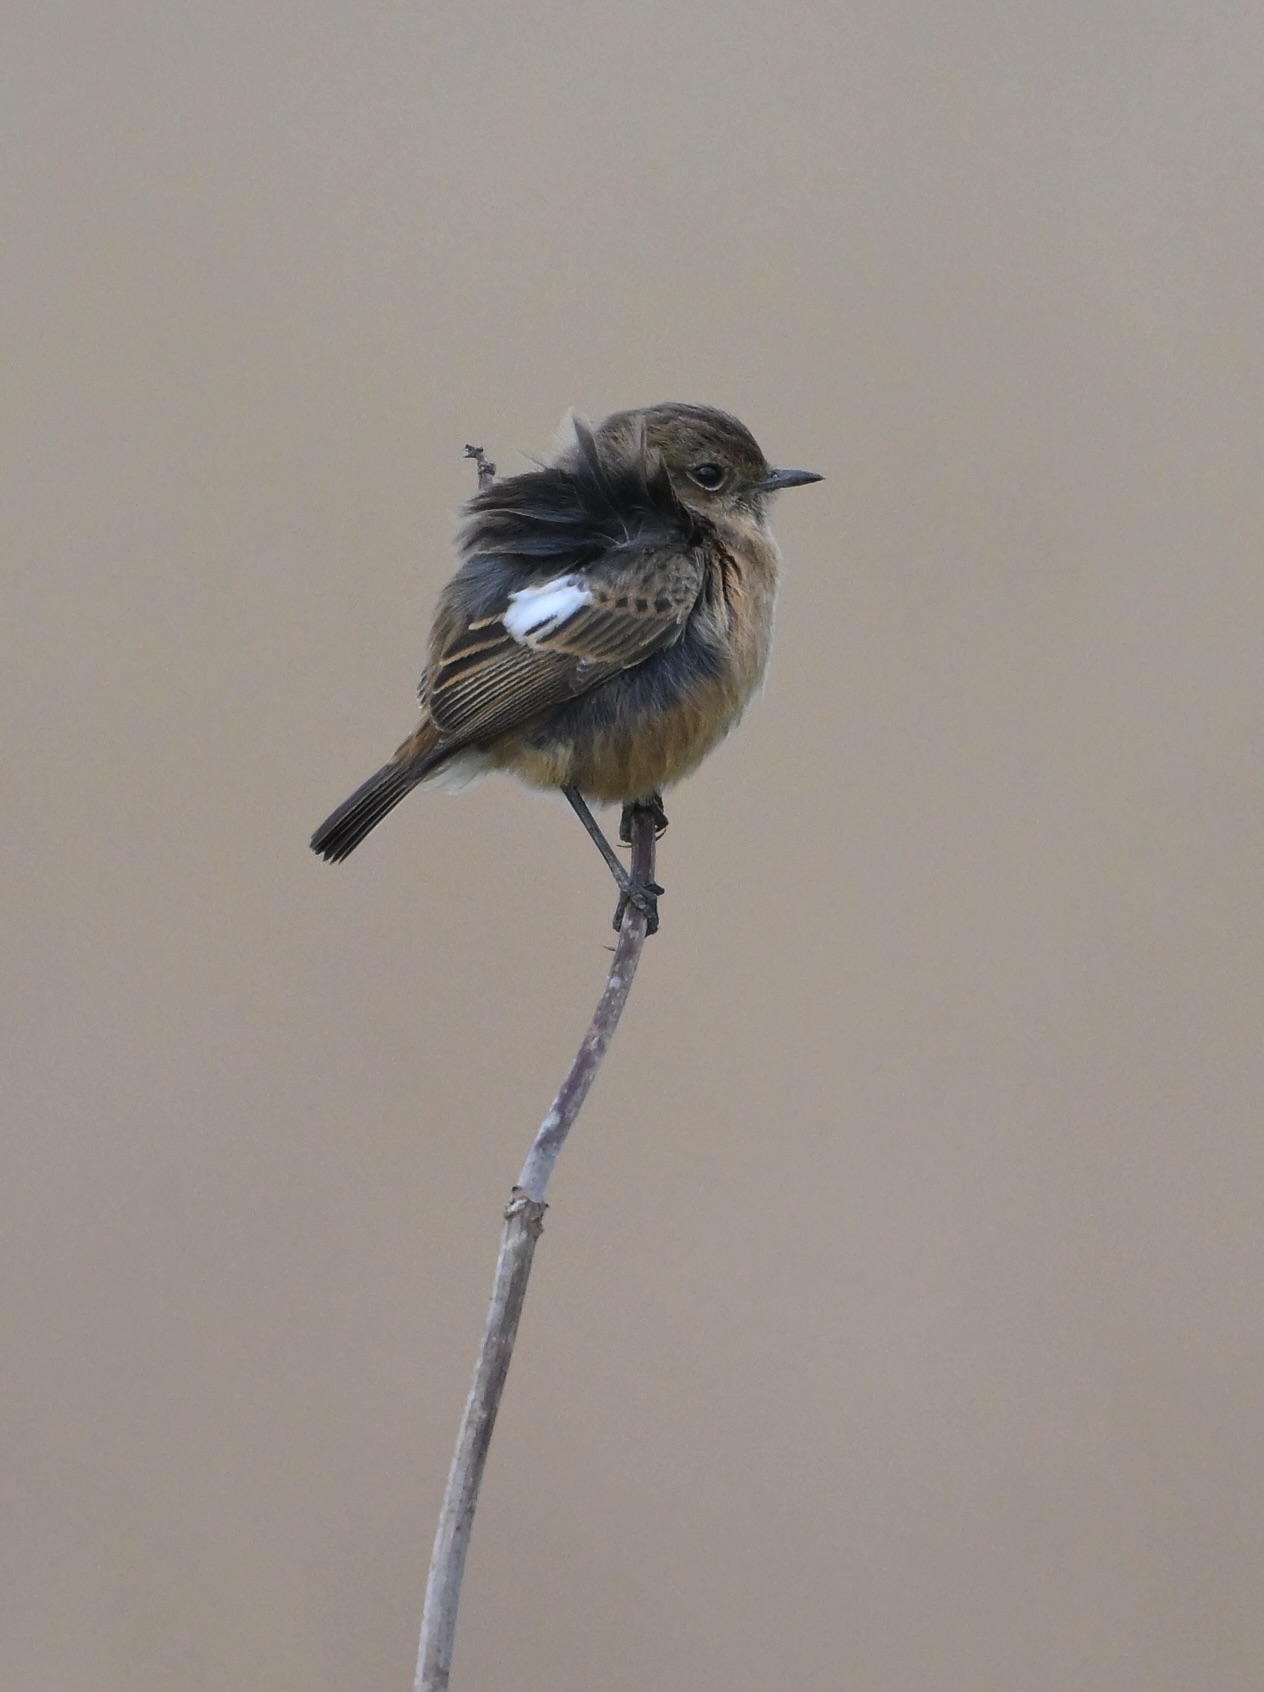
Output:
310,402,822,932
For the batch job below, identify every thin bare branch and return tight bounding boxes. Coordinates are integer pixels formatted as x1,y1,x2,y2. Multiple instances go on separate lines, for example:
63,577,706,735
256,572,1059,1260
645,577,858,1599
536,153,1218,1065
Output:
462,444,496,490
413,800,657,1692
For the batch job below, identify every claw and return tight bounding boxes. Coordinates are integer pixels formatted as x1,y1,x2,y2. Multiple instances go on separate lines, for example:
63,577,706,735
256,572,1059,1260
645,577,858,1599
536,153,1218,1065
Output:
619,793,669,846
613,879,663,936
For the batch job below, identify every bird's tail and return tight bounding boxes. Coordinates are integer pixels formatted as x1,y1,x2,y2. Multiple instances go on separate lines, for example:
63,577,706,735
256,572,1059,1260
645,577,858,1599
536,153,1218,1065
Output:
310,723,447,862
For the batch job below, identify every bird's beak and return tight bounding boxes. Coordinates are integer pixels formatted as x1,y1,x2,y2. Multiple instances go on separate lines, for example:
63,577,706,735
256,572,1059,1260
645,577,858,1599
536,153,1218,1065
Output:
758,466,824,492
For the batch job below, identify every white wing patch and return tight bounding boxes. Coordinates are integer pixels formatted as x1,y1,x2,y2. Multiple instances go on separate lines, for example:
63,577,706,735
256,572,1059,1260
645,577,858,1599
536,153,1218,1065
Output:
503,576,592,644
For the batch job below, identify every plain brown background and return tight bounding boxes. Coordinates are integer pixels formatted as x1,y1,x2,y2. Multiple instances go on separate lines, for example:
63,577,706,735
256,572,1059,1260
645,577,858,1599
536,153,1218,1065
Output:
6,4,1263,1688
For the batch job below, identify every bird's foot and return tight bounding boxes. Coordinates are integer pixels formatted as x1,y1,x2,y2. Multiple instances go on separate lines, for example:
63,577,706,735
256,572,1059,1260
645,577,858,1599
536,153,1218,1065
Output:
619,793,669,846
613,877,664,936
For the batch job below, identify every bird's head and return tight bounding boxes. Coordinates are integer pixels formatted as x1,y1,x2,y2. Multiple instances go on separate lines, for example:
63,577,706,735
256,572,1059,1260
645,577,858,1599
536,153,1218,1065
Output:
591,402,822,521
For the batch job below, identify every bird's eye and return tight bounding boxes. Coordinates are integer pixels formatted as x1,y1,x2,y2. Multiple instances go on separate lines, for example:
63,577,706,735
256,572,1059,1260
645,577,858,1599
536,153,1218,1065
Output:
689,462,725,490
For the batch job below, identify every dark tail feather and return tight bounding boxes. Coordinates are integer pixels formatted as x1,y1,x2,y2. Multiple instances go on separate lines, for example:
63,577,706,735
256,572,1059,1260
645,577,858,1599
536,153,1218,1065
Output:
311,737,447,862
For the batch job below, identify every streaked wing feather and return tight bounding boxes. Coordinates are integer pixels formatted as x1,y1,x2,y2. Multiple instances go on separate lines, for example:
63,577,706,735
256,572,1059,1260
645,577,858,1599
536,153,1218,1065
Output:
427,547,702,741
429,642,583,741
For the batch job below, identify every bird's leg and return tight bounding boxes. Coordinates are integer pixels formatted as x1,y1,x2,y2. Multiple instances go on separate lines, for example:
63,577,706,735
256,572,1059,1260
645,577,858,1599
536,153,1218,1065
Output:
612,794,669,932
619,792,668,845
562,786,664,935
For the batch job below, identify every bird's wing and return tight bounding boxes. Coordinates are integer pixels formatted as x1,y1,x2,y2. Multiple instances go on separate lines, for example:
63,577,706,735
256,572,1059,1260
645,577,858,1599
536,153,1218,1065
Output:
424,415,706,744
426,545,704,743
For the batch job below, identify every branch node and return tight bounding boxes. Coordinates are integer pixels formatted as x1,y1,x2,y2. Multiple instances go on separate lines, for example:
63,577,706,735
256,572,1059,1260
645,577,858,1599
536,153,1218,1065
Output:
463,444,497,489
504,1190,547,1232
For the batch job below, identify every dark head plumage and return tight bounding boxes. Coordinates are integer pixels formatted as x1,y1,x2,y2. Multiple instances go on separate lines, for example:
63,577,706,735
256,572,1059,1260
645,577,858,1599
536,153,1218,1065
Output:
593,402,822,511
595,403,765,503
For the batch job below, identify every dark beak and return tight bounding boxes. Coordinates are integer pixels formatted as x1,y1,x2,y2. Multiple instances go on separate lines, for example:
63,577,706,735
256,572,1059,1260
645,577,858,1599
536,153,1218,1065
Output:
758,466,824,492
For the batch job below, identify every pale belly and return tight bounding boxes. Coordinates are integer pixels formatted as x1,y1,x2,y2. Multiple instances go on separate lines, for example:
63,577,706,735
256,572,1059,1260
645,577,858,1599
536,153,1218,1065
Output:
489,659,765,802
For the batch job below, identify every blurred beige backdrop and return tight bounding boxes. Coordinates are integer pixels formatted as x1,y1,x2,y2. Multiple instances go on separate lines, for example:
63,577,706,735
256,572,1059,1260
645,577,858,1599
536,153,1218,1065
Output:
6,4,1263,1689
